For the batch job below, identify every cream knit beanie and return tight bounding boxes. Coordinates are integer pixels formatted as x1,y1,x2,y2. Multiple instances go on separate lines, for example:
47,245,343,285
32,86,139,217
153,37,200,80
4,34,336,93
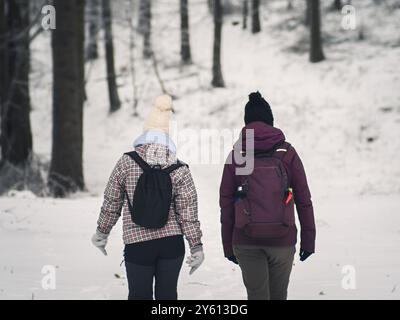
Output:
143,95,173,134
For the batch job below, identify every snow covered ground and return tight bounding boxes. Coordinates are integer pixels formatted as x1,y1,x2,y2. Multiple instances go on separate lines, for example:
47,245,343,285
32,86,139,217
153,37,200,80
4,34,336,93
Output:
1,0,400,299
1,183,400,300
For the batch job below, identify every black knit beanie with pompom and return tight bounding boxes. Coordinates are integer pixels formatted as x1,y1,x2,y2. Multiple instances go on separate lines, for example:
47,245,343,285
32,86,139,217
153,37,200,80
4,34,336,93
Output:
244,91,274,126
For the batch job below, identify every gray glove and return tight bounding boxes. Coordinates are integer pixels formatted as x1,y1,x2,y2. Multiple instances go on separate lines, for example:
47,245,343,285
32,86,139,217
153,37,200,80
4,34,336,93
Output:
91,229,109,256
186,245,204,275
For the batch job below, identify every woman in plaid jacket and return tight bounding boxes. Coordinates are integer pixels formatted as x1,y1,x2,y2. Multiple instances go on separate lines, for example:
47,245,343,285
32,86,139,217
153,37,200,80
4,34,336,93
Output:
92,95,204,300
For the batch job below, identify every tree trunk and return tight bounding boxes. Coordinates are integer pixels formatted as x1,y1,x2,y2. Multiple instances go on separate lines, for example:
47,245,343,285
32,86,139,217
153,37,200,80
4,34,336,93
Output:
0,0,32,167
309,0,325,63
332,0,342,10
102,0,121,112
242,0,248,29
142,0,152,59
0,0,7,165
49,0,85,197
85,0,100,61
180,0,192,64
211,0,225,88
207,0,213,14
305,0,311,26
137,0,147,34
251,0,261,33
128,0,139,116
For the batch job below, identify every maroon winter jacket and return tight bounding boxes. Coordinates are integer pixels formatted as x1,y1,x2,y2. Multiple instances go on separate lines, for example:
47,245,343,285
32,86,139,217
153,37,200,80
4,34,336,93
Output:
219,121,316,257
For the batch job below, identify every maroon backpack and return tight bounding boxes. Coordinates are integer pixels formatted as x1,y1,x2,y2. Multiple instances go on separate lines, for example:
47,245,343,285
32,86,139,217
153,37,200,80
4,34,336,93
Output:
234,142,295,238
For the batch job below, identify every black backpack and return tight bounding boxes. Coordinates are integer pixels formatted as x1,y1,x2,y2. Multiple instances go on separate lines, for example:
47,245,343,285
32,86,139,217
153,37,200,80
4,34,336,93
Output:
124,151,187,229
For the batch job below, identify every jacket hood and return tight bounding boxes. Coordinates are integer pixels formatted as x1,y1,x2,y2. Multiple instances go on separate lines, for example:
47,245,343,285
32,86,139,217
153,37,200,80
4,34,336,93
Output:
134,130,177,153
234,121,285,151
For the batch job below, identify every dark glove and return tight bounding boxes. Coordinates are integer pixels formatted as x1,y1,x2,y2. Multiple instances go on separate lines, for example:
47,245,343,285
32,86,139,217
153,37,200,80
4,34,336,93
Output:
227,256,239,265
299,249,313,262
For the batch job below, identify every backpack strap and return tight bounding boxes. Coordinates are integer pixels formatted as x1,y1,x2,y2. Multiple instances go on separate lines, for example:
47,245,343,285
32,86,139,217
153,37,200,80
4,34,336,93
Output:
124,151,151,172
163,160,188,174
124,151,150,214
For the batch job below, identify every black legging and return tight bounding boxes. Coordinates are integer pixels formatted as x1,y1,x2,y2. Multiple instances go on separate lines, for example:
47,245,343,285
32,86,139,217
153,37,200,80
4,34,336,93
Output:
124,235,185,300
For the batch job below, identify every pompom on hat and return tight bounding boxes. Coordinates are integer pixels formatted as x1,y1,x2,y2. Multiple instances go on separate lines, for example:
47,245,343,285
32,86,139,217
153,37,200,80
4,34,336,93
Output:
143,95,173,134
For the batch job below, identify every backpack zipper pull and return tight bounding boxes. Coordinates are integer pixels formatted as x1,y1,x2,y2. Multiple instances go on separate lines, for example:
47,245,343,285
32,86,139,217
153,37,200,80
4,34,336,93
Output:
284,188,293,205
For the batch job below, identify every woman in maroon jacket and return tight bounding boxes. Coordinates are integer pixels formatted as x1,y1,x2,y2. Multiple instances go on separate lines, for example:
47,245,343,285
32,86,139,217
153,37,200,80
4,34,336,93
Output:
219,92,316,300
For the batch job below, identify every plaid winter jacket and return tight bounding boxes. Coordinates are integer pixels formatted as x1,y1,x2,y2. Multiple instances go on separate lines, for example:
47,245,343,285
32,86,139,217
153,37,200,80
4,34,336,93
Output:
97,143,202,249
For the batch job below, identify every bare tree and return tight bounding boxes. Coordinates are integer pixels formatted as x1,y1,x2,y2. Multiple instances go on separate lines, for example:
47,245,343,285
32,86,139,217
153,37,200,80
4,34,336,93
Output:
137,0,147,34
211,0,225,88
142,0,152,58
207,0,213,14
180,0,192,64
309,0,325,63
0,0,9,166
0,0,32,167
242,0,248,29
152,53,172,97
332,0,342,10
251,0,261,33
0,0,5,110
102,0,121,112
305,0,311,26
127,0,139,116
49,0,85,197
86,0,100,60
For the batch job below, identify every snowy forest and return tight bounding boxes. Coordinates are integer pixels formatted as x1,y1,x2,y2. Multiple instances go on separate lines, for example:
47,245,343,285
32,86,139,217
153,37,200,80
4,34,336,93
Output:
0,0,400,300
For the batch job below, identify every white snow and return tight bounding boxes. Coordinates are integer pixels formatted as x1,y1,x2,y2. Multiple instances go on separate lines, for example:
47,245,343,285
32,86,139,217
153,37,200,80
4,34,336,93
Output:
1,0,400,299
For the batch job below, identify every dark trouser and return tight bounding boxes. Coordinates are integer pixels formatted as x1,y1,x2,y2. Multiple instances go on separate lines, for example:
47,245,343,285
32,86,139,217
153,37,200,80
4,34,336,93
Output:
125,256,184,300
233,245,295,300
124,235,185,300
